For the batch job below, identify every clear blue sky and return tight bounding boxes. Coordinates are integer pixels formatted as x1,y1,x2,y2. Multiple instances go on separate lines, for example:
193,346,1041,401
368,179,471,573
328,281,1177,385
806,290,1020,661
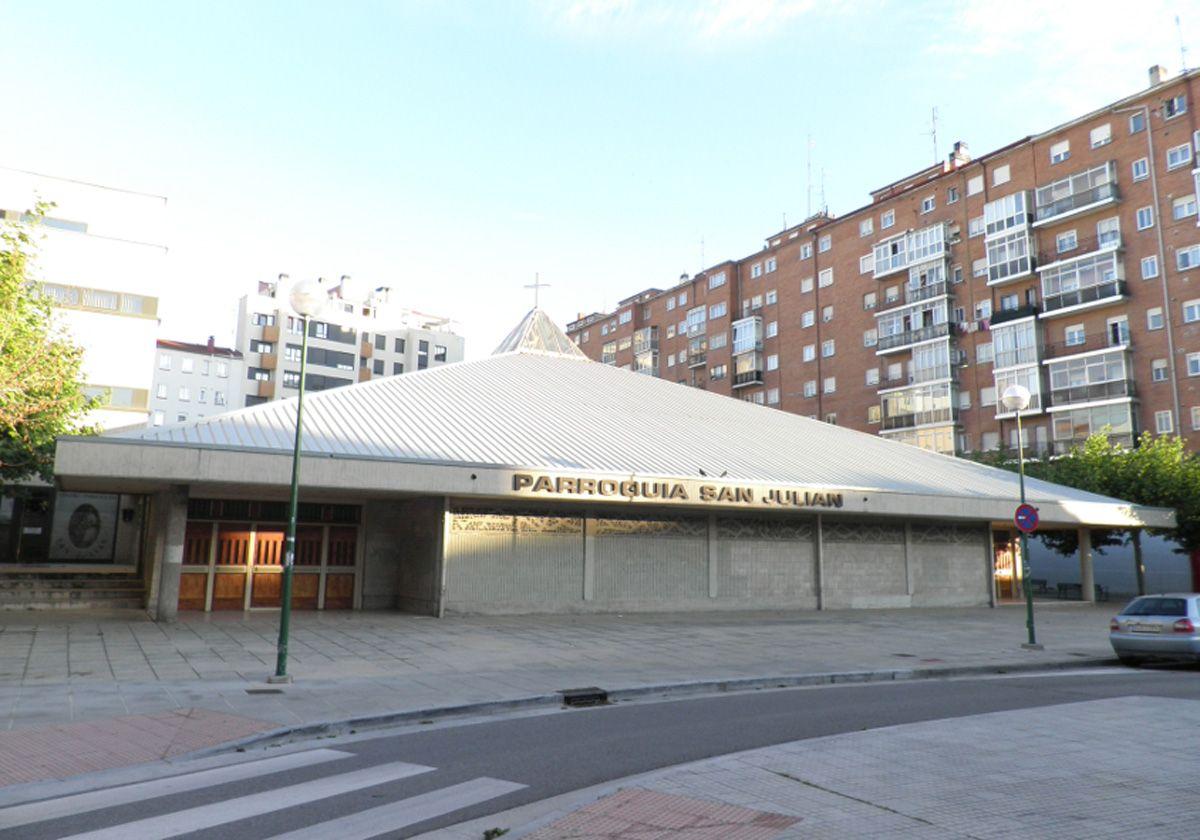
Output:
1,0,1194,356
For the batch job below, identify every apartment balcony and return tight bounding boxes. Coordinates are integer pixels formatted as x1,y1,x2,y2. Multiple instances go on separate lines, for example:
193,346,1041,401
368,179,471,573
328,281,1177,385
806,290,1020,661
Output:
688,353,707,368
1039,280,1128,317
989,304,1040,326
732,352,764,388
880,406,957,431
360,340,373,358
1047,379,1136,408
1032,181,1119,227
261,323,281,343
601,352,617,365
904,281,948,305
1052,432,1133,455
1036,233,1120,268
1042,334,1131,359
358,368,371,383
731,316,763,355
732,368,764,388
258,352,278,370
633,349,658,377
254,379,274,399
633,327,659,355
686,323,707,338
875,321,954,354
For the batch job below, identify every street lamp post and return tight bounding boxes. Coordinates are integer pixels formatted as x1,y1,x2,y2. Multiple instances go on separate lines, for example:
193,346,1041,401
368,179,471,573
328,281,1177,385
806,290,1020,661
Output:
1001,383,1040,650
270,278,325,684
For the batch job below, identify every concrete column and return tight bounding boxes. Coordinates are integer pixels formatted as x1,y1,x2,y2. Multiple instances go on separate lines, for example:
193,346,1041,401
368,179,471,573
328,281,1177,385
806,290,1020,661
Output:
707,515,718,598
985,527,997,608
1078,527,1095,604
814,515,825,610
903,523,915,596
583,514,596,602
152,485,189,622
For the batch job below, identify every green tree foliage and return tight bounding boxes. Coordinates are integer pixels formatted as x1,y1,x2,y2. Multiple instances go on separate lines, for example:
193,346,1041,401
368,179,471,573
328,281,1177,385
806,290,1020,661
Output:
0,206,95,483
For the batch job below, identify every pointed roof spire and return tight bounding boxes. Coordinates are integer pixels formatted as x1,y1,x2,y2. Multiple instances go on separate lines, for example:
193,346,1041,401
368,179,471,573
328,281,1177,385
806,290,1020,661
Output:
492,308,588,358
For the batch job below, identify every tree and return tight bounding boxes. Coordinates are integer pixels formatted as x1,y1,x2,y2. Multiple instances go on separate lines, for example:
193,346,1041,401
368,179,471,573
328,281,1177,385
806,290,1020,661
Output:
0,205,95,484
967,432,1200,593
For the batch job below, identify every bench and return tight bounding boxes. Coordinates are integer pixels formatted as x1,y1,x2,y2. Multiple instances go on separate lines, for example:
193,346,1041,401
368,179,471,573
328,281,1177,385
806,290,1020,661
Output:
1055,582,1109,601
1028,578,1049,595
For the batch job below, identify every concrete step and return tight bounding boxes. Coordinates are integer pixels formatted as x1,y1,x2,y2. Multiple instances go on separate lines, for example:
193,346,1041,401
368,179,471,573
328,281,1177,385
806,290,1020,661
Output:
0,575,146,609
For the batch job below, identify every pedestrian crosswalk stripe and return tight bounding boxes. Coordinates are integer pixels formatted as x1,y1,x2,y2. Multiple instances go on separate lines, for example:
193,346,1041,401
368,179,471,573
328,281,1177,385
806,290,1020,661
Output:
58,761,436,840
265,777,528,840
0,749,351,831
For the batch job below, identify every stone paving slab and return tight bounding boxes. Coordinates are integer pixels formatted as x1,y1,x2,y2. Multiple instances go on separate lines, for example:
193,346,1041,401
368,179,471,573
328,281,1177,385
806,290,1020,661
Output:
461,696,1200,840
0,604,1121,787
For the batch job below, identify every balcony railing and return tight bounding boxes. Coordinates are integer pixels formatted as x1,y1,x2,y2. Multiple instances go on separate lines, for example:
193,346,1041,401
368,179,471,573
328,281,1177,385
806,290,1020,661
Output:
876,321,954,353
989,304,1040,326
904,281,948,305
601,353,616,365
1034,181,1119,225
732,369,764,388
1042,334,1130,358
688,353,707,368
686,322,706,338
1052,432,1133,455
881,407,957,431
1036,233,1120,267
1040,280,1127,315
1047,379,1135,407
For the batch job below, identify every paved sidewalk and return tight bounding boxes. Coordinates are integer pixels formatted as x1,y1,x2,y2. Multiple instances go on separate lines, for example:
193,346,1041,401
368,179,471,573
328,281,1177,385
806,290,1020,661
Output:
464,695,1200,839
0,604,1117,786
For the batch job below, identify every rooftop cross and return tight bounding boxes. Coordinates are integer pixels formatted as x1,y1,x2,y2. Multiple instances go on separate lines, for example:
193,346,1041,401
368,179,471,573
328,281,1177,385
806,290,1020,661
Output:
523,273,550,308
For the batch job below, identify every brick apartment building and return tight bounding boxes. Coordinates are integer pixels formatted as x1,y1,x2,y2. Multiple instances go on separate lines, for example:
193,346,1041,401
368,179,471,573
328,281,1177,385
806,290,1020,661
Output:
566,65,1200,457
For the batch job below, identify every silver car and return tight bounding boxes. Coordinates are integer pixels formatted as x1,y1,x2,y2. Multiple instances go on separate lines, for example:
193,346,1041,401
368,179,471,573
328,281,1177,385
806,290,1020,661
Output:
1110,594,1200,665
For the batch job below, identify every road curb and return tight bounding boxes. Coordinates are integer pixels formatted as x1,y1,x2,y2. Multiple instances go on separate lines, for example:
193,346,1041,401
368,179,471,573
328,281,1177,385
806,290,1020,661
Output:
184,656,1117,760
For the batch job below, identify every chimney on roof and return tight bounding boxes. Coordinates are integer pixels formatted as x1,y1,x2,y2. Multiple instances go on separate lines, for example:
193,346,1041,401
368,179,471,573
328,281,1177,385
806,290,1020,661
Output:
679,273,689,283
207,335,215,351
1149,64,1169,87
949,140,971,168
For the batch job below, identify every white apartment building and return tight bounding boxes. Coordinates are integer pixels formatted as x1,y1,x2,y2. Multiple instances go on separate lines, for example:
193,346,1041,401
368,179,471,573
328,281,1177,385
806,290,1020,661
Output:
236,275,465,406
0,166,166,430
150,338,245,427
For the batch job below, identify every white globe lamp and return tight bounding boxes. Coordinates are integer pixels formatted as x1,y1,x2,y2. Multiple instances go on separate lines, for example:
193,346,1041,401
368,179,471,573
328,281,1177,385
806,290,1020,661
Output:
1001,383,1031,413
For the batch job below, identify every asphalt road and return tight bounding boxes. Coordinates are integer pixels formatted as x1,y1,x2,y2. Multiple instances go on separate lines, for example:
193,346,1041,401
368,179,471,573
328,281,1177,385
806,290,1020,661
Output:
5,666,1200,839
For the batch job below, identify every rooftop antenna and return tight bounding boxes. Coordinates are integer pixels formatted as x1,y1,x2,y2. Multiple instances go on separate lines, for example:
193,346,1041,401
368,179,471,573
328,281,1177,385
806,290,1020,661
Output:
782,211,787,231
1178,15,1189,73
820,167,826,214
806,134,814,217
700,236,705,268
925,106,939,164
523,272,550,308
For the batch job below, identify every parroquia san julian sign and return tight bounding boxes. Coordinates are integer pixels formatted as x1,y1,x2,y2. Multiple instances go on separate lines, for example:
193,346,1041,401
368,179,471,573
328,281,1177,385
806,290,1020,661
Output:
512,473,846,508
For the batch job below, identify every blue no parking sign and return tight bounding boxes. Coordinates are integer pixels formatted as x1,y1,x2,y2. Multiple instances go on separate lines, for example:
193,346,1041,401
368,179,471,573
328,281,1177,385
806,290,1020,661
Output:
1014,503,1039,534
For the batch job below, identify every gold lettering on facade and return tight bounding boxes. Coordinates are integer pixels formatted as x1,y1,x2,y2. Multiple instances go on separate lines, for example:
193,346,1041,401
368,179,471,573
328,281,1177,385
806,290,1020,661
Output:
510,473,846,508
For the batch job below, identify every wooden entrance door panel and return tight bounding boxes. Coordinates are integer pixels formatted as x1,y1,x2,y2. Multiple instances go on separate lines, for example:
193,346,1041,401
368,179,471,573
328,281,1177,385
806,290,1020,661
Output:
211,573,247,610
251,572,282,607
324,574,354,609
292,573,320,609
178,573,208,610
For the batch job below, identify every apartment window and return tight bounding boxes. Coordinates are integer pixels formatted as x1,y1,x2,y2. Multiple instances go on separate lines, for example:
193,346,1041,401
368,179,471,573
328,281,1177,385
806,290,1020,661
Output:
618,310,632,325
766,320,778,338
803,380,817,397
881,209,895,229
601,324,609,336
818,234,831,253
823,376,836,394
198,388,207,403
1178,244,1200,270
992,164,1011,186
1132,157,1148,181
1056,230,1077,253
967,175,984,196
867,405,881,425
1147,307,1164,330
1129,111,1146,133
1155,411,1174,434
249,340,273,354
975,299,992,320
884,285,900,303
393,362,404,375
821,339,835,358
859,253,874,274
1193,406,1200,429
1065,324,1086,346
214,392,226,406
1090,123,1111,148
1164,94,1187,119
863,328,878,347
666,325,675,339
666,297,676,312
314,322,329,339
803,344,816,362
947,186,959,204
818,268,833,288
981,386,997,407
821,305,833,322
710,364,727,381
1049,140,1070,164
709,302,727,319
972,258,987,278
824,413,837,425
667,353,675,368
1152,359,1169,382
372,359,383,375
158,354,171,371
152,410,164,426
765,289,777,305
859,218,874,237
952,265,964,285
434,345,447,362
921,195,935,214
959,391,972,410
708,272,726,289
968,216,984,238
284,344,301,362
216,361,228,378
866,368,880,386
179,358,194,374
751,294,763,310
1184,299,1200,323
1097,216,1120,247
801,277,814,293
764,258,777,274
767,388,780,405
282,370,300,388
1189,353,1200,377
178,387,190,402
709,332,727,350
1136,206,1154,230
863,292,877,310
1173,194,1198,220
176,414,187,423
251,312,276,326
887,362,903,381
678,291,687,305
418,340,429,369
155,384,167,399
977,343,994,364
1166,143,1192,170
750,263,763,279
1000,293,1019,311
766,354,779,371
800,243,813,259
1141,255,1160,279
581,330,589,343
372,333,385,351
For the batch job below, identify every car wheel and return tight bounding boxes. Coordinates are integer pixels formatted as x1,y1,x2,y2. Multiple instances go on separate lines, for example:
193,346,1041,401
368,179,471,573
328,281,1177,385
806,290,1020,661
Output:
1118,655,1142,667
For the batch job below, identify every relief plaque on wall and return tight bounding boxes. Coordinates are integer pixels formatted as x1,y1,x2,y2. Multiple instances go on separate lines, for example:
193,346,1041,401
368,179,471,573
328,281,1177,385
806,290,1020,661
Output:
49,492,119,562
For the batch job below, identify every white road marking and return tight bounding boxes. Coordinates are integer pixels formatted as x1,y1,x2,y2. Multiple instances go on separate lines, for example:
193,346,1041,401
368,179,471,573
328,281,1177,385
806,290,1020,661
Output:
58,761,435,840
0,749,351,830
265,777,528,839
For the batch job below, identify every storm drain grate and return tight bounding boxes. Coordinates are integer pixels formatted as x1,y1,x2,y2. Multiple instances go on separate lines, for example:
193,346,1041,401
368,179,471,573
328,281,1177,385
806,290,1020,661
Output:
558,686,609,707
245,688,285,695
